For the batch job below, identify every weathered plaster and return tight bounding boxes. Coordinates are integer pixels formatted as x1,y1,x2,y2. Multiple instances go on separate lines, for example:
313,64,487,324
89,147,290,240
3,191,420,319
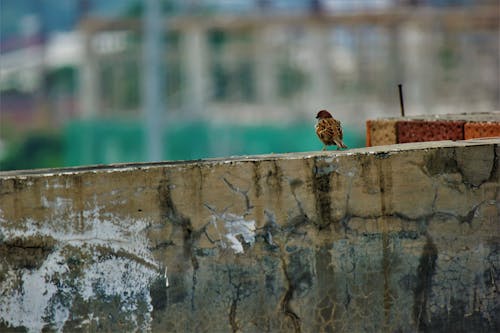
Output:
0,139,499,332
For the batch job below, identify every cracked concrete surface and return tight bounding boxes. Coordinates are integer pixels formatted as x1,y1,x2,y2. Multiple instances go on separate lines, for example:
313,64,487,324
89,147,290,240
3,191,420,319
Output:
0,139,499,332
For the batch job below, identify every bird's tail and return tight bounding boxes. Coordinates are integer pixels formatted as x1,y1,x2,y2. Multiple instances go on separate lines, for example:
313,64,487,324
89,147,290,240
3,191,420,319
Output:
336,140,348,149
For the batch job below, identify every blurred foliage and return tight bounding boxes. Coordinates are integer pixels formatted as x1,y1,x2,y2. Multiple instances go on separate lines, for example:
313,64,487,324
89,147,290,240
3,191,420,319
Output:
0,130,63,171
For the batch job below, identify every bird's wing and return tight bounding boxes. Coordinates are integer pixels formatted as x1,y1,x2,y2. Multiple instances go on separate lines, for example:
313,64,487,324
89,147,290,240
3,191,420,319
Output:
315,119,333,143
331,118,343,140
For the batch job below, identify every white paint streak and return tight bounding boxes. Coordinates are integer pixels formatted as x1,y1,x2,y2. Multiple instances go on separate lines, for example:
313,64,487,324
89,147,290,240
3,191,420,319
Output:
79,256,156,315
0,252,70,333
164,266,169,288
41,196,73,209
0,198,160,332
209,215,226,249
221,213,256,254
207,209,256,254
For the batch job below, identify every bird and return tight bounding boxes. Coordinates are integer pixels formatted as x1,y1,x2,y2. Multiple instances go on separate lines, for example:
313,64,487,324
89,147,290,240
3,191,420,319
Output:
315,110,347,151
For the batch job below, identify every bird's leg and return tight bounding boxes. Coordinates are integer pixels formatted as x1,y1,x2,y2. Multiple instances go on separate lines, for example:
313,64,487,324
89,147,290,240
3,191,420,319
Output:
322,145,327,151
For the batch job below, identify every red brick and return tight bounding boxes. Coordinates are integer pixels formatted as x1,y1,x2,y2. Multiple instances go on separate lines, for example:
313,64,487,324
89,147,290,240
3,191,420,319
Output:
464,122,500,139
366,120,372,147
397,120,465,143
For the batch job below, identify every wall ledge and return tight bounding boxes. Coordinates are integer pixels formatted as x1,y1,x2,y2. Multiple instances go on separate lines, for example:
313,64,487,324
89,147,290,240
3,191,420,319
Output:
2,138,499,178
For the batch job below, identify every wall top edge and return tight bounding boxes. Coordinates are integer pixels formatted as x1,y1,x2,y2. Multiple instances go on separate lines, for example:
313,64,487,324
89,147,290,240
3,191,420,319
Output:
1,138,499,179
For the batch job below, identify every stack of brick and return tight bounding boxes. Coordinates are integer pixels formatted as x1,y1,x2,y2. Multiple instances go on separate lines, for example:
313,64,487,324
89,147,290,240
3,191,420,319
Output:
366,112,500,146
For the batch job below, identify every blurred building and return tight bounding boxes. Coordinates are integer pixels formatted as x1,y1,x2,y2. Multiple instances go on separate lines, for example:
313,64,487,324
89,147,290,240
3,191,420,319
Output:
0,0,499,167
77,1,499,124
0,0,141,129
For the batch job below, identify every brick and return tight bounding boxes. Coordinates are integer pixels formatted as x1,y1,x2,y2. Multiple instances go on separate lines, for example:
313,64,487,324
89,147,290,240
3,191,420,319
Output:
397,120,465,143
366,120,372,147
464,121,500,139
366,119,397,147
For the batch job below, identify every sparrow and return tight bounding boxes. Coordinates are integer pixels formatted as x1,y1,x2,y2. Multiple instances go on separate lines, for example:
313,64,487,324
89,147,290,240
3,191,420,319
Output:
315,110,347,150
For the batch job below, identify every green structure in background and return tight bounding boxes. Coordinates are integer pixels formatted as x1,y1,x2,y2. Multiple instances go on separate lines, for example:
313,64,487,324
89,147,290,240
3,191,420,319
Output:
0,131,64,171
64,120,364,166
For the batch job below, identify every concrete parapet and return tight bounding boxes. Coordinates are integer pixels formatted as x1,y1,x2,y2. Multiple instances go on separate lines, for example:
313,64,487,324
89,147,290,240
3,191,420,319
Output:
1,139,499,332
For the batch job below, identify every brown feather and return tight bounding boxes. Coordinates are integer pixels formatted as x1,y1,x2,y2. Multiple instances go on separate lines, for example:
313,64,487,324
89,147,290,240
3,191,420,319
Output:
315,114,347,149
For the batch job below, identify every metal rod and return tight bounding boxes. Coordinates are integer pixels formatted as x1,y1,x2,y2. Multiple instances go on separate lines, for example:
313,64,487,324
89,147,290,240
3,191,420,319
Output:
398,83,405,117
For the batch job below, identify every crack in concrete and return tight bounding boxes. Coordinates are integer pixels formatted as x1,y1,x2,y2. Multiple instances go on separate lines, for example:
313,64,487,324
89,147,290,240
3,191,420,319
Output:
413,234,438,331
229,289,240,333
381,229,393,329
148,240,175,251
227,271,242,333
251,161,263,198
311,158,334,230
158,177,206,314
94,246,160,271
222,177,254,213
289,179,306,218
489,144,499,182
279,256,301,333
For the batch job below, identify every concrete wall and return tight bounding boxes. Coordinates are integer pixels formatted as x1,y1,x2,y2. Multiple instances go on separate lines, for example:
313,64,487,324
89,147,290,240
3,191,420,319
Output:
0,139,499,332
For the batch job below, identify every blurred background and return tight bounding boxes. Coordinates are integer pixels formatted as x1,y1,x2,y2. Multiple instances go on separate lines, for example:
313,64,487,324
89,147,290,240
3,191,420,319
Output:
0,0,498,170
